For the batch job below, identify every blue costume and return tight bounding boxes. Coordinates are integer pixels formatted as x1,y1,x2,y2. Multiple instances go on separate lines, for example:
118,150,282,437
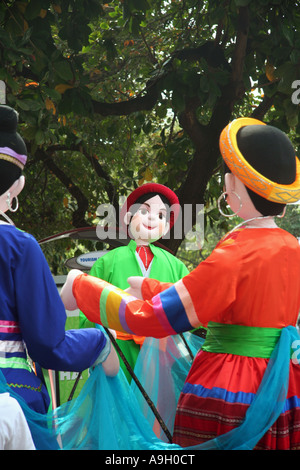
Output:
0,105,109,417
0,224,107,413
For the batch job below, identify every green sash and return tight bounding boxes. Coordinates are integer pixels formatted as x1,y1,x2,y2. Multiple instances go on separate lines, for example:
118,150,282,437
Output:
202,322,283,358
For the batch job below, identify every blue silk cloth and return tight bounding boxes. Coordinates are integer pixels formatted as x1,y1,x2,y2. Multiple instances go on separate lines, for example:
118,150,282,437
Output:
0,326,297,450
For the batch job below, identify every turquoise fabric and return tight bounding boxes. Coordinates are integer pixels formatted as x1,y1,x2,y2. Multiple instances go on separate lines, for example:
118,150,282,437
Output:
0,326,297,450
0,369,60,450
131,332,204,441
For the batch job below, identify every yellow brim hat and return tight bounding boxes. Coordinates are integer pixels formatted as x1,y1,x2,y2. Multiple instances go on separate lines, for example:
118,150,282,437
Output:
219,117,300,204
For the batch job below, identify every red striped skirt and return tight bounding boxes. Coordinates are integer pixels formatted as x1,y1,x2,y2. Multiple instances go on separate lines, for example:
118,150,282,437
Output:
172,350,300,450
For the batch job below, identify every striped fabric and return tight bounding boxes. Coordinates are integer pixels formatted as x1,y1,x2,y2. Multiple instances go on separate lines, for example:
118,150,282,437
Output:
172,348,300,450
173,380,300,450
74,275,196,338
99,284,137,335
0,320,21,334
153,283,195,334
0,320,30,371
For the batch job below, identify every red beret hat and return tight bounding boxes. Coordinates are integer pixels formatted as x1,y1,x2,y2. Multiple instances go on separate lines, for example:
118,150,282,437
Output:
120,183,180,230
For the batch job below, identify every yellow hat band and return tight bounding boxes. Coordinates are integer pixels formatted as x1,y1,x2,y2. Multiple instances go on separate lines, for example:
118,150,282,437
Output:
0,153,25,170
219,117,300,204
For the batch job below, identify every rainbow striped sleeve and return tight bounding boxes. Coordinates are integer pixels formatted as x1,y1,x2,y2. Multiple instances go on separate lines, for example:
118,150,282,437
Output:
73,274,199,338
151,280,199,334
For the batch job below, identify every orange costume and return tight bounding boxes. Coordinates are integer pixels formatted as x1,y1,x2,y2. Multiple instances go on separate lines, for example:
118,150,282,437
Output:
71,225,300,449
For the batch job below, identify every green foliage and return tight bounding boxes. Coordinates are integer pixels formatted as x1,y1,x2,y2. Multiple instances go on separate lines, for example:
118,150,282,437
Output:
278,204,300,238
1,0,300,271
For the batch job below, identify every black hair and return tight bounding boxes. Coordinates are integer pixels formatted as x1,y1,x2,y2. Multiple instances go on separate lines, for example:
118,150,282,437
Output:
0,160,22,195
0,106,25,195
224,125,296,216
0,106,27,156
129,192,171,221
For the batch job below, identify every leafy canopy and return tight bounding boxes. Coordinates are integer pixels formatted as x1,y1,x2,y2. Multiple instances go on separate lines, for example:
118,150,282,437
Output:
1,0,300,270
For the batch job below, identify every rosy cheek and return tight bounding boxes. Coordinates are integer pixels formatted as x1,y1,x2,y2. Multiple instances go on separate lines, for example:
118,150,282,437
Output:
131,218,140,232
131,214,141,226
158,221,165,233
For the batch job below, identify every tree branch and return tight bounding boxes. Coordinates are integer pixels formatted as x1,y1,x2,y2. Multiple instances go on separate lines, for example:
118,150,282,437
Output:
164,11,250,252
81,149,120,217
92,81,159,116
178,98,206,148
34,148,89,228
140,29,158,65
91,41,229,117
231,6,250,100
41,143,119,209
251,94,275,120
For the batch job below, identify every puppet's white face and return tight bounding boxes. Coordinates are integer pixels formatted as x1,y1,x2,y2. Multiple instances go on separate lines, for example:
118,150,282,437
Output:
128,195,169,245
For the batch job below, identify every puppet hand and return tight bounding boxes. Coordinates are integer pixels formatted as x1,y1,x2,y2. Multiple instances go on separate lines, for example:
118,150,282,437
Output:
101,345,120,377
93,330,120,377
60,269,83,310
126,276,144,299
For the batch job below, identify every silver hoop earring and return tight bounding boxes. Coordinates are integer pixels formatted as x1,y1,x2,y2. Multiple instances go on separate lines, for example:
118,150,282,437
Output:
6,192,19,213
10,196,19,212
217,191,242,218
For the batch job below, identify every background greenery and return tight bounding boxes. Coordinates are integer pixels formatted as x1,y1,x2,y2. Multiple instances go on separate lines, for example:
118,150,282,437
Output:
1,0,300,273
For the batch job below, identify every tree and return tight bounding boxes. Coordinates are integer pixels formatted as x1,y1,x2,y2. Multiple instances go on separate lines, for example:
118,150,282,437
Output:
1,0,300,270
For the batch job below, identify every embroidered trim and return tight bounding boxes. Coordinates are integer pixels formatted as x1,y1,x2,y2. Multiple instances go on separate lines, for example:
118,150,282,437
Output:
7,382,43,393
0,153,25,170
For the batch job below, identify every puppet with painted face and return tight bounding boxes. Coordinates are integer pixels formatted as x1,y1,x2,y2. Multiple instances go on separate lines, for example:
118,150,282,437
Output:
79,183,189,382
